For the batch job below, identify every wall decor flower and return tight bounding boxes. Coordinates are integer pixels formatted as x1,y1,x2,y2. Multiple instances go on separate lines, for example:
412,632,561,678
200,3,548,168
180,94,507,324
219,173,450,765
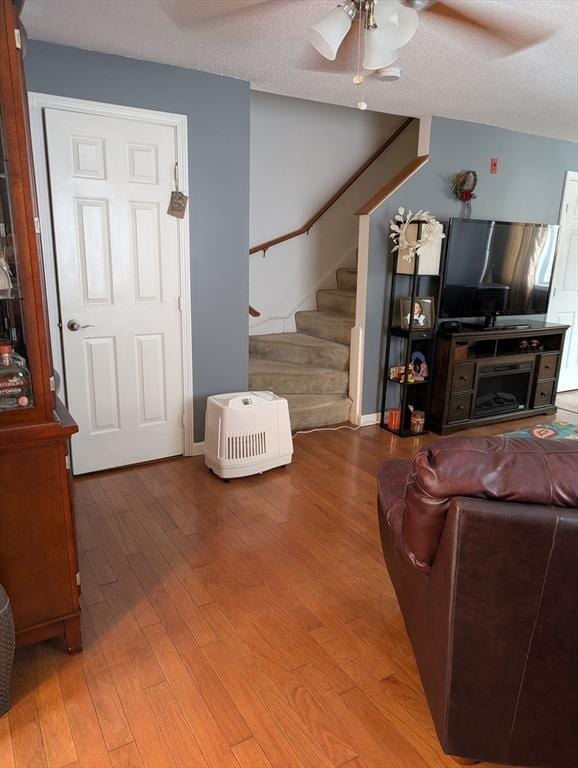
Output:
389,208,445,263
449,170,478,218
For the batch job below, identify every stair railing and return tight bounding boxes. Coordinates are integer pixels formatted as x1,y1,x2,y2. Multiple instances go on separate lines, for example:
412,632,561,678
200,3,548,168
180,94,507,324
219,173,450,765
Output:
248,115,415,316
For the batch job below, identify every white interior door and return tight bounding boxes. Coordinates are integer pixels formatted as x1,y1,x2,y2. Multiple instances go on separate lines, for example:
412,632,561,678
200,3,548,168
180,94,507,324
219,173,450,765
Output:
548,172,578,392
45,108,184,474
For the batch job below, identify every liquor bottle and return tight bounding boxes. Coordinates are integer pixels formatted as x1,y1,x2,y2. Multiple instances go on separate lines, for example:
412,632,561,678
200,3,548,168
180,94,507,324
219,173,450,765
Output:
0,343,33,410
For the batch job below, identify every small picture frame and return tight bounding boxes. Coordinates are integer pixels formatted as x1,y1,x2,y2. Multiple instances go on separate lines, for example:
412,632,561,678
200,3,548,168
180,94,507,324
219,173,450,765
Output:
400,297,435,330
410,350,429,381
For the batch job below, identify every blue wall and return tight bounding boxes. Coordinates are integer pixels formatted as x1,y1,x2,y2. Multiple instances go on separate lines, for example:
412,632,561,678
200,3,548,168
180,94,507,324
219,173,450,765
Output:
25,41,250,442
363,116,578,415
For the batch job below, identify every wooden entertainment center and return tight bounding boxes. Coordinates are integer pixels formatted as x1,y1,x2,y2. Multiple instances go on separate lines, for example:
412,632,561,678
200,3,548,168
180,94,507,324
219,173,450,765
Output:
429,323,568,434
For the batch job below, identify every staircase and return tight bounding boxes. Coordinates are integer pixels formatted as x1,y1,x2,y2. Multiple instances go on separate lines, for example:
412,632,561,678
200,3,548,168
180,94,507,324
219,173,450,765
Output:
249,267,357,430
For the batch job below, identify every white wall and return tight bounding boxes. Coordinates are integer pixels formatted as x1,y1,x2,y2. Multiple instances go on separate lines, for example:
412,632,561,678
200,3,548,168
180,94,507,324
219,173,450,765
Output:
249,91,417,334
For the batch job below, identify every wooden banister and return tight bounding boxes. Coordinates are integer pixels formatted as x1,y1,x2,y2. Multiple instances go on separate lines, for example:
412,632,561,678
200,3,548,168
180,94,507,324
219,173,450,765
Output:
249,116,415,256
355,154,430,215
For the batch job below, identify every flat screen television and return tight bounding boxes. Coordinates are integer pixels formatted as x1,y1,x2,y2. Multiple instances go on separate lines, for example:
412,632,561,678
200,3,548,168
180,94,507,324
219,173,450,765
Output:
439,218,559,326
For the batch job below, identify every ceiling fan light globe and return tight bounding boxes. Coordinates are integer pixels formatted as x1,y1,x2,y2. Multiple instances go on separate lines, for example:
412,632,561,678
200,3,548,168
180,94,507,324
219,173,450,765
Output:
376,65,402,81
373,0,400,24
363,27,398,70
307,6,353,61
374,2,419,49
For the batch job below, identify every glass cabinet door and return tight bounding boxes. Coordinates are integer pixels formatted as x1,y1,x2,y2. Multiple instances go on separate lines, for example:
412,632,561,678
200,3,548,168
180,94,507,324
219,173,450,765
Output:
0,105,34,412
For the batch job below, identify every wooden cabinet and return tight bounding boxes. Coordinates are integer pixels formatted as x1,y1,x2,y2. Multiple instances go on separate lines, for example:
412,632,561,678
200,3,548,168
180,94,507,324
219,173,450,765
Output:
430,324,568,435
0,0,81,652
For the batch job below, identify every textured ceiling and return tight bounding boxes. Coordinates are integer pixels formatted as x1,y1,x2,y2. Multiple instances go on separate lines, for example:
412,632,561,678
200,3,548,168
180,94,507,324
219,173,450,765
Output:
22,0,578,141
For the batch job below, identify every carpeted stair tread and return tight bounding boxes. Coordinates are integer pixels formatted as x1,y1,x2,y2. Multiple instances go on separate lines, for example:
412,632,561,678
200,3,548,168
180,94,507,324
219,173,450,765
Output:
284,394,352,430
295,310,355,346
249,332,350,371
249,357,348,395
336,268,357,290
316,288,356,317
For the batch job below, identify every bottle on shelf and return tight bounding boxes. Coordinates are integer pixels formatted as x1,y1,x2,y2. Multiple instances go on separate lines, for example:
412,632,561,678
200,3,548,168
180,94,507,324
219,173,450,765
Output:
0,342,33,410
0,248,13,298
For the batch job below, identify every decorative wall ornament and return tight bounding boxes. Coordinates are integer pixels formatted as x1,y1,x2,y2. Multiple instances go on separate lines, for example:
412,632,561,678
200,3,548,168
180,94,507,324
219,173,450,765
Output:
389,208,445,262
449,170,478,218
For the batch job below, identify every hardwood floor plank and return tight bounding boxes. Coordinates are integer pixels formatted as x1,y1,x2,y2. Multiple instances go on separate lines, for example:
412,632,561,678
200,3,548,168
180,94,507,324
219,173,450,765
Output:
125,476,178,533
73,479,96,508
84,507,159,630
144,682,209,768
200,640,306,768
75,505,101,552
29,644,77,768
0,704,15,768
77,544,105,606
100,581,165,690
339,686,429,767
87,479,141,557
86,547,117,586
78,602,134,753
165,528,209,570
169,626,253,748
157,493,199,536
86,602,174,767
107,742,144,768
54,652,112,768
7,651,47,768
231,738,272,768
121,508,217,646
142,622,238,768
127,552,252,747
202,603,334,768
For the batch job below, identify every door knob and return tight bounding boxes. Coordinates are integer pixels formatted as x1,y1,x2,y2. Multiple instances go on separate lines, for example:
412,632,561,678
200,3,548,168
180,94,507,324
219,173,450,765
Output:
67,319,94,332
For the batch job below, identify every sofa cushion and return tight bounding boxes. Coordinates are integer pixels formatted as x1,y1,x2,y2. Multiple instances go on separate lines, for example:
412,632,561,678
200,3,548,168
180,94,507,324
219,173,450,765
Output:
403,436,578,569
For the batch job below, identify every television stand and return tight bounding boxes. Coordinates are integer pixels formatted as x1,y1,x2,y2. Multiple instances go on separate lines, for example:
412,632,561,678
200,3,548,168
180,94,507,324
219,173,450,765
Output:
500,323,533,331
430,322,569,434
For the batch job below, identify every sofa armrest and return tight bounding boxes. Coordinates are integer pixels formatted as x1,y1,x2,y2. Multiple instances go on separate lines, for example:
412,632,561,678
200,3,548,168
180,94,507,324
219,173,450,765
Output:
376,459,411,560
404,436,578,569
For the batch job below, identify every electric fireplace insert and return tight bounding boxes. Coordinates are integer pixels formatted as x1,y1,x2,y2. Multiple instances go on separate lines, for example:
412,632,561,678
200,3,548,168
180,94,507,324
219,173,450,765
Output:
474,362,533,418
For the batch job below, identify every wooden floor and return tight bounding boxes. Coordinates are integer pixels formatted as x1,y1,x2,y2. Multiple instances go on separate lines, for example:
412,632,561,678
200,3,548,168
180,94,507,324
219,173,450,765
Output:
1,401,577,768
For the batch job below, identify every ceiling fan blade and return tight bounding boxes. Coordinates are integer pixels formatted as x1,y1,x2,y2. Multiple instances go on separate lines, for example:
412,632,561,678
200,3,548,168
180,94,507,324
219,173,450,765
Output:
161,0,273,28
422,1,554,54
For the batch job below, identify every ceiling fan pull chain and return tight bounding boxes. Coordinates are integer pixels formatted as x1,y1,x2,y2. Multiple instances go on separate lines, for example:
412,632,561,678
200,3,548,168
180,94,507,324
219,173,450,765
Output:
356,0,368,109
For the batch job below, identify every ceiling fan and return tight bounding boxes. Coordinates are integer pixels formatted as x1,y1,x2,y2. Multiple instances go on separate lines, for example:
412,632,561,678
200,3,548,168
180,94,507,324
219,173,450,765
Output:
308,0,552,68
305,0,552,107
160,1,554,107
162,1,551,56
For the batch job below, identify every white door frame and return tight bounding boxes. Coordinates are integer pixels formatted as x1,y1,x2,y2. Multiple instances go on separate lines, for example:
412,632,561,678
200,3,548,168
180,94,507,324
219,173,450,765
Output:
28,92,195,456
559,170,578,218
550,169,578,391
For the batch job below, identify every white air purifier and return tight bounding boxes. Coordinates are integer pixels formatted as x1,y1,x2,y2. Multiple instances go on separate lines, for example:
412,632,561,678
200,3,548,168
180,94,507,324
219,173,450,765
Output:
204,391,293,479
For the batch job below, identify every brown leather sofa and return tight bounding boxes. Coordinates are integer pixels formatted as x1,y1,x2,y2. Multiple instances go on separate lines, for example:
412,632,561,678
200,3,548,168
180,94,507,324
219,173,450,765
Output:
377,436,578,768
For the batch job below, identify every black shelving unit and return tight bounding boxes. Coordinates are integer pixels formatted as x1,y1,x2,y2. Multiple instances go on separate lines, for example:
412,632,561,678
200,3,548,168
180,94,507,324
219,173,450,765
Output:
380,222,442,436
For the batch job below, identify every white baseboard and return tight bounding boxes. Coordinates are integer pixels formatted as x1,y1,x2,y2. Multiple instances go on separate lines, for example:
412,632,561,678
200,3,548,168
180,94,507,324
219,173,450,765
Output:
191,442,205,457
359,412,380,426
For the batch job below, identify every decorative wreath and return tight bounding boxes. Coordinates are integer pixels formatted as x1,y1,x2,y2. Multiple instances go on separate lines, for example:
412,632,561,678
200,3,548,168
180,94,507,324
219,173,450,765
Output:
389,208,445,262
449,170,478,202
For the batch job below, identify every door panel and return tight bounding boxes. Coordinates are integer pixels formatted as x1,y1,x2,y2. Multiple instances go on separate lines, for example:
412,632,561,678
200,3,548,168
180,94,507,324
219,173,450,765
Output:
84,336,120,433
130,202,162,301
548,174,578,393
45,109,184,474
